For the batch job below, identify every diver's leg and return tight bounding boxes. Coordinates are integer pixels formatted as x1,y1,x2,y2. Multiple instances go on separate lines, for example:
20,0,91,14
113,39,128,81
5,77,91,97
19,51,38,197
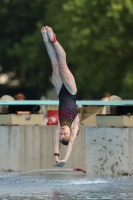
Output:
41,27,62,94
46,26,77,95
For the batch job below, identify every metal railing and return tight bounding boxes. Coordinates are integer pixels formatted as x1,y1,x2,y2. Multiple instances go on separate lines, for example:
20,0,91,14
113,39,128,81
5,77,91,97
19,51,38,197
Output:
0,100,132,106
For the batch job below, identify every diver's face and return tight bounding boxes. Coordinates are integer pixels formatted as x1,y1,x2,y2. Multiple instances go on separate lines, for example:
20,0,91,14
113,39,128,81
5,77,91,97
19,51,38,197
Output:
59,126,71,141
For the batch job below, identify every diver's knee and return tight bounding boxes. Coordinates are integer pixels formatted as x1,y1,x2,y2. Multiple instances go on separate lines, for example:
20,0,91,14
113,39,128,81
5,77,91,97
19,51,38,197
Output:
52,63,59,70
59,62,67,69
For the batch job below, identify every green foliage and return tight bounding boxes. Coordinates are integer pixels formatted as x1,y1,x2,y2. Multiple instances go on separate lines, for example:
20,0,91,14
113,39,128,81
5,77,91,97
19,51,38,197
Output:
0,0,133,99
0,0,50,91
45,0,133,99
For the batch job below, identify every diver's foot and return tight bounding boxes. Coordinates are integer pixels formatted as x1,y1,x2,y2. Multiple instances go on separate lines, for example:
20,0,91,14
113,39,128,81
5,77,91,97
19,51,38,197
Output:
46,26,57,43
41,26,49,42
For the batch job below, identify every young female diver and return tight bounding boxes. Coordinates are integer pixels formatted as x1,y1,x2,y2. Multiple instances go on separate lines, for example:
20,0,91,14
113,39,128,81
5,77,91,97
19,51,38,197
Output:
41,26,79,167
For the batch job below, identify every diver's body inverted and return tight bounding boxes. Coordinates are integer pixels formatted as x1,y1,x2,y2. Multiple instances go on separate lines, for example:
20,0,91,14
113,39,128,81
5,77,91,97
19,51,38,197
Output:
41,26,79,167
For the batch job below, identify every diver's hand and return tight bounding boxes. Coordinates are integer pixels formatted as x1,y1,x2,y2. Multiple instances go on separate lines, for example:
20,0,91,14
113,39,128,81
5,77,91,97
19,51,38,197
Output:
54,160,66,167
54,156,59,163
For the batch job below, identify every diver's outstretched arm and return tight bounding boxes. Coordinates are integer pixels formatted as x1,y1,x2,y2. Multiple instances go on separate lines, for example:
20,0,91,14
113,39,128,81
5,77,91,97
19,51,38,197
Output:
54,126,60,164
54,124,79,167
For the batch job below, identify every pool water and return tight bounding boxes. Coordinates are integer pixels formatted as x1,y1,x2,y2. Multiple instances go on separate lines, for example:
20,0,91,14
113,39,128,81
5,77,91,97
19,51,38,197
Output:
0,172,133,200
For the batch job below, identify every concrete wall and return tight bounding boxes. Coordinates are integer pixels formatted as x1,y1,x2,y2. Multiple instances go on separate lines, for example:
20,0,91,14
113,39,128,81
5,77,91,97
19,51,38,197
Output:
0,125,133,175
0,126,85,172
85,127,133,175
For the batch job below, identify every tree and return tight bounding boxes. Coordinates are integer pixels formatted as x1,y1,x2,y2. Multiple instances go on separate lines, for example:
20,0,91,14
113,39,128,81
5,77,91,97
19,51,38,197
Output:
0,0,51,94
44,0,133,99
1,0,133,99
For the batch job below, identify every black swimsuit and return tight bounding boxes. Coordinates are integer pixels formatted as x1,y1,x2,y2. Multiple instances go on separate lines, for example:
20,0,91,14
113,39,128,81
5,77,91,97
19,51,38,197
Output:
58,84,78,127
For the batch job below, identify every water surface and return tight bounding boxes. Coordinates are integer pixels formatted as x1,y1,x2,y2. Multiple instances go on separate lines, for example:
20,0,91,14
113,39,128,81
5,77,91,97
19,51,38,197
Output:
0,172,133,199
